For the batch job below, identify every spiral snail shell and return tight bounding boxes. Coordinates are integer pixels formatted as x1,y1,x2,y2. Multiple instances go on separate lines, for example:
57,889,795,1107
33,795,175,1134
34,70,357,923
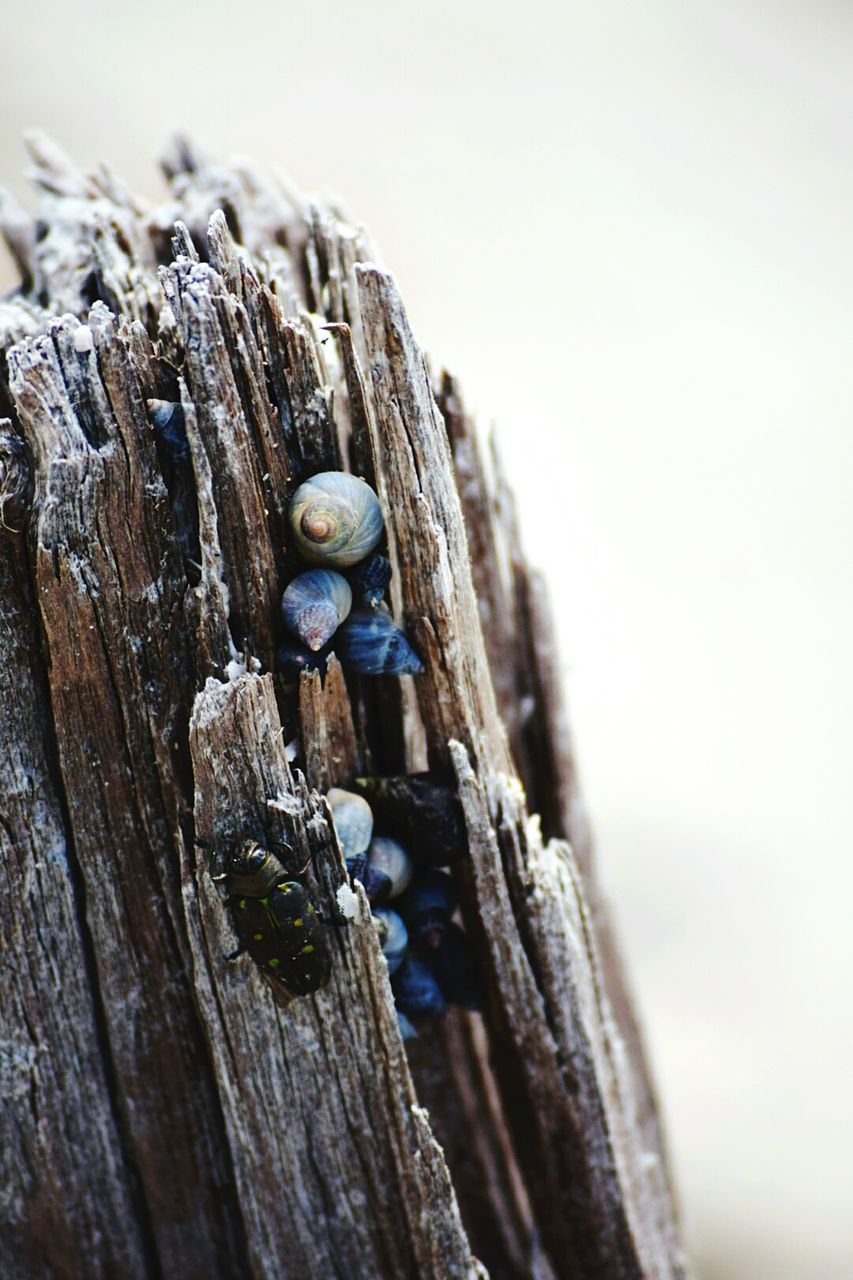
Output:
349,554,392,608
289,471,383,568
399,868,457,949
372,908,408,976
396,1010,418,1041
363,836,414,905
147,398,189,460
326,788,374,871
429,922,482,1011
281,569,352,651
335,607,424,676
392,954,447,1018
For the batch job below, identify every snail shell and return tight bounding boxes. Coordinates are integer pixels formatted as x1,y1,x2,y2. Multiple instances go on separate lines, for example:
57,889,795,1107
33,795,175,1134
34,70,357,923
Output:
345,852,369,885
289,471,383,567
349,554,392,608
276,638,331,678
281,569,352,651
327,788,373,863
335,606,423,676
399,868,457,948
363,837,414,905
372,908,408,976
392,954,447,1018
429,922,482,1011
147,398,189,460
396,1010,418,1041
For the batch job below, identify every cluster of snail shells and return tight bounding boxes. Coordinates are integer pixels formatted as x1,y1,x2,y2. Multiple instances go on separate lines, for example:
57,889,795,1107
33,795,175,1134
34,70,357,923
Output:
326,789,413,913
281,471,422,674
326,788,477,1023
326,788,414,987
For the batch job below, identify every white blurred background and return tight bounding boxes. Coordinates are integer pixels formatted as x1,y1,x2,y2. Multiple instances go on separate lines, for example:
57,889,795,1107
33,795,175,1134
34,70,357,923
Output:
2,2,851,1275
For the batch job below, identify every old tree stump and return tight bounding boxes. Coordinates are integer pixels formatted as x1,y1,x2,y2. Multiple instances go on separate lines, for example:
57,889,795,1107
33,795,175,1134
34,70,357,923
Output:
0,136,686,1280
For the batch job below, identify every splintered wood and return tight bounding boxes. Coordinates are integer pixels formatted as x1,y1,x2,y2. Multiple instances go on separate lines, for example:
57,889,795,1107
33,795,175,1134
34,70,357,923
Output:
0,135,686,1280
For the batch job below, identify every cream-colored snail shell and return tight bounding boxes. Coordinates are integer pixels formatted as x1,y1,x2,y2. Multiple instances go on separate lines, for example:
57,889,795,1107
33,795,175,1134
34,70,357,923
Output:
288,471,383,568
364,837,414,903
326,788,374,860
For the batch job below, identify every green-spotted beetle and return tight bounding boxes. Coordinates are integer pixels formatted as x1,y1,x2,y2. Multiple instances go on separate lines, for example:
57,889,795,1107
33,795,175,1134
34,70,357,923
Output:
212,840,332,998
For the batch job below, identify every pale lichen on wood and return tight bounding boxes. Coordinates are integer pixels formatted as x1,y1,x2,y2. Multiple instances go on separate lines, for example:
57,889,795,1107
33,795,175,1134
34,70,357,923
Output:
0,134,686,1279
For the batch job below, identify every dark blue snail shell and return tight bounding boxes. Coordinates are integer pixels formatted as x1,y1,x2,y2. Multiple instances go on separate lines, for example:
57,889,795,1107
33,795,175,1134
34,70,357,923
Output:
428,922,483,1011
372,908,408,976
334,606,423,676
349,554,392,608
399,868,458,948
392,954,447,1018
345,853,369,885
276,638,331,678
396,1010,418,1041
147,398,189,460
362,837,414,905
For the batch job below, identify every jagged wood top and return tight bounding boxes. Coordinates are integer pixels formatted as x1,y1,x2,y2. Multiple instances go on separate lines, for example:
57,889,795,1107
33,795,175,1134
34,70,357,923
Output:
0,134,685,1280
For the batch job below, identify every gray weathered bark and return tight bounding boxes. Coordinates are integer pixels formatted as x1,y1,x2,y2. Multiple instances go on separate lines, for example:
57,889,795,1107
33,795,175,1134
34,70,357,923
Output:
0,134,686,1279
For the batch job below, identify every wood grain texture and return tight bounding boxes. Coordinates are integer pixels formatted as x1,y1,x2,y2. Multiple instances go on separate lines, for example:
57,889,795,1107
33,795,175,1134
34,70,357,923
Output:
187,672,476,1280
0,135,685,1278
6,310,247,1279
0,456,150,1280
298,655,360,791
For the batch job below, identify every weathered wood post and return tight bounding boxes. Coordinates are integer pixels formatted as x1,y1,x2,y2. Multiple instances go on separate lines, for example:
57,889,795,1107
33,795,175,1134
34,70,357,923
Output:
0,134,687,1279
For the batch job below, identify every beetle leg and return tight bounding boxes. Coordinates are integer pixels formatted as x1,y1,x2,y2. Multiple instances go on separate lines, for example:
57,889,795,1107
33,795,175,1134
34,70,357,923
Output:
192,837,229,882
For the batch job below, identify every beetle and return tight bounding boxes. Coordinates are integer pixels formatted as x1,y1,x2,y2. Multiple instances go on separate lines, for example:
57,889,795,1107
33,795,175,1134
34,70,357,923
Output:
210,839,332,998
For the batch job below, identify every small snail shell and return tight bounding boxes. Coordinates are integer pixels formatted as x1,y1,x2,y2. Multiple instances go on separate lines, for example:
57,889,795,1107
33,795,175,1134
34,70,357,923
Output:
372,908,408,976
396,1010,418,1041
335,607,424,676
345,852,369,886
147,398,189,460
281,569,352,651
289,471,383,567
363,837,414,905
392,954,446,1018
276,638,330,678
399,868,457,948
349,554,392,608
327,788,373,863
429,922,482,1011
